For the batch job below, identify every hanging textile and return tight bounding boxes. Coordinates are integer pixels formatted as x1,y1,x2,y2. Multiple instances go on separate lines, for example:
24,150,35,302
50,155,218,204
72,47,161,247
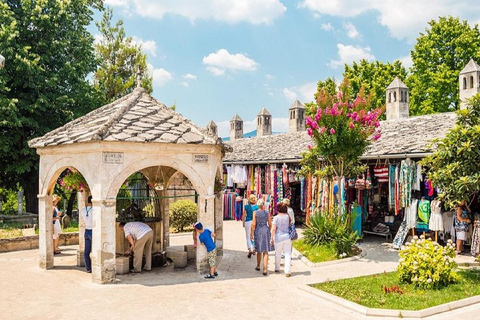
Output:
340,177,346,215
388,165,396,210
223,192,236,220
250,165,255,191
273,169,278,215
471,220,480,257
306,173,312,224
282,165,291,199
321,179,329,211
399,159,415,208
278,167,284,201
300,176,305,212
261,166,266,195
405,199,418,229
413,163,422,191
226,166,233,187
394,165,400,215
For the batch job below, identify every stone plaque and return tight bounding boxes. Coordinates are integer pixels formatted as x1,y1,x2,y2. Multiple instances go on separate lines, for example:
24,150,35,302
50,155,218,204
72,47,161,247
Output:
193,154,209,163
102,152,124,164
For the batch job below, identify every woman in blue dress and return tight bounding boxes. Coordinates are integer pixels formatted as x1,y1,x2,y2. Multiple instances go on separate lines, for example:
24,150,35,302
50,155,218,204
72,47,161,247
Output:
250,199,273,275
243,194,258,258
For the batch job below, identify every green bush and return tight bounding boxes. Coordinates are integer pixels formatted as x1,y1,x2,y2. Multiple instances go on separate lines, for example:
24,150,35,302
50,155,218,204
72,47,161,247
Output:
397,235,457,288
303,209,359,257
0,188,22,215
169,199,197,232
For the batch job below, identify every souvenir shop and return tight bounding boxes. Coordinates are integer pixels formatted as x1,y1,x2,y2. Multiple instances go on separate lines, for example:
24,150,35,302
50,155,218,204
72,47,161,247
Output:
222,157,480,253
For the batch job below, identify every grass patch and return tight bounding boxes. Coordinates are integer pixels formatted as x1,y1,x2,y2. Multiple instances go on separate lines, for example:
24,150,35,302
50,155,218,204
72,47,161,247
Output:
313,270,480,310
293,238,338,263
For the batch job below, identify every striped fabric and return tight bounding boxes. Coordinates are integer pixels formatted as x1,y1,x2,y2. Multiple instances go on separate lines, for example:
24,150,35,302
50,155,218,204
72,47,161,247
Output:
123,222,152,240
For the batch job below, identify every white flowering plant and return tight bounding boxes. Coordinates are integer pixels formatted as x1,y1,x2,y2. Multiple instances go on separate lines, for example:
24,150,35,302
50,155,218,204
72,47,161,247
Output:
397,235,458,288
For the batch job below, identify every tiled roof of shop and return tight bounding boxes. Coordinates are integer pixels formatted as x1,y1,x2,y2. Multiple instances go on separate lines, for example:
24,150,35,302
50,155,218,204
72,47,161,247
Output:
223,112,458,163
29,88,222,148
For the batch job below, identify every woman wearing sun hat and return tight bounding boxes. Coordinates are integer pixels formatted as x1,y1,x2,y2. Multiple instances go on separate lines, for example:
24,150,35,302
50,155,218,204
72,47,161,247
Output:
242,194,258,258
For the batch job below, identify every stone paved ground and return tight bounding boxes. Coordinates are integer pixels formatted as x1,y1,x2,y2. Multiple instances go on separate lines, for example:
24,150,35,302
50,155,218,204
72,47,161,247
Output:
1,221,479,320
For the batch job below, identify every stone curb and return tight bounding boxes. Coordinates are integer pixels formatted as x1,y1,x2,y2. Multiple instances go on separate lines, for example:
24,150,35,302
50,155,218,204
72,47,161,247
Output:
292,247,366,268
299,285,480,318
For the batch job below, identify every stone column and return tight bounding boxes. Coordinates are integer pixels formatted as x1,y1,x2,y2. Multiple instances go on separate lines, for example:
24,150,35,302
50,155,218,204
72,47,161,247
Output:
214,192,223,256
196,194,215,273
91,198,116,283
38,194,53,269
77,192,86,267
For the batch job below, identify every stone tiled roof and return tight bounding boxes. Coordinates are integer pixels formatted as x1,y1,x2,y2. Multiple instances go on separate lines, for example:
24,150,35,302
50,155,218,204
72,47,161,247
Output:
29,88,221,148
223,112,458,164
460,59,480,74
258,107,271,116
386,76,407,89
231,114,242,121
289,99,305,110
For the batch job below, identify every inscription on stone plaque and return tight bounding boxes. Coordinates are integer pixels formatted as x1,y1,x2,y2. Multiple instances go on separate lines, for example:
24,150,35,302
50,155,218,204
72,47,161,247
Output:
102,152,124,164
193,154,209,163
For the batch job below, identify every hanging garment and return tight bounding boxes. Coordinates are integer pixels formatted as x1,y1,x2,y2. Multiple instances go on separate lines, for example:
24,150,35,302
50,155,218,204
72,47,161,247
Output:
273,169,278,215
226,166,233,187
417,199,430,230
306,174,312,223
250,165,255,191
442,211,455,235
399,159,415,208
429,199,443,231
393,221,409,249
405,199,418,229
471,221,480,257
413,163,422,191
282,165,291,199
388,165,396,210
234,197,243,221
278,167,284,201
394,166,400,215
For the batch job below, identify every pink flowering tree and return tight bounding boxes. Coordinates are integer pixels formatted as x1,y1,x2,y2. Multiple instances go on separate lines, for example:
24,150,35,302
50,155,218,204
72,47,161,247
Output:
301,80,383,179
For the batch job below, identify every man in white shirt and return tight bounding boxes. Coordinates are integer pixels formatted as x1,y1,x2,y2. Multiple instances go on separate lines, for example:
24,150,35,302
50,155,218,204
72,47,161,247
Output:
119,221,154,273
80,196,93,273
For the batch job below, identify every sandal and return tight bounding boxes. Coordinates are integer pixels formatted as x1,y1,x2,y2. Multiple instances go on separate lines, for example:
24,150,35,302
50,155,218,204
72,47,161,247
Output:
255,266,260,271
214,271,218,276
130,269,141,273
247,252,252,258
205,274,215,279
263,272,267,276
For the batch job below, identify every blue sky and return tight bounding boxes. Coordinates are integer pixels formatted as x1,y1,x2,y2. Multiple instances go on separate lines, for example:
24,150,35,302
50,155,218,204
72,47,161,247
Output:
100,0,480,137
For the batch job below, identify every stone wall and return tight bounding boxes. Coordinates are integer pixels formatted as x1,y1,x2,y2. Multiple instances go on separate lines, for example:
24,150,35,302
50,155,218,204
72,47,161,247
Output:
0,232,79,253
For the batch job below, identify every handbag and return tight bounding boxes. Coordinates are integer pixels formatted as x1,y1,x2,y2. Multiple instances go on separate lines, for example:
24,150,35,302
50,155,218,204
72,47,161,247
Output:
289,224,298,240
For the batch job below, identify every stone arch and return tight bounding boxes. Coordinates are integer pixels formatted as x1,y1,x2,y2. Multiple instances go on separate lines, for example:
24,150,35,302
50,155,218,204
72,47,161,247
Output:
471,75,474,88
463,77,467,90
41,157,94,197
106,157,209,201
388,92,391,103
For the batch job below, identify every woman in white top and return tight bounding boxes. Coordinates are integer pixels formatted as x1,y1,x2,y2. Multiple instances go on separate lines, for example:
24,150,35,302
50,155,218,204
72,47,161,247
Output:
52,195,62,254
270,203,292,277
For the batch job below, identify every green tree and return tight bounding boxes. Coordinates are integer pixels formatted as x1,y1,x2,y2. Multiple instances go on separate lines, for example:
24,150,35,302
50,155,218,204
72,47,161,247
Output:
0,0,103,214
421,95,480,209
408,16,480,115
94,8,153,103
301,79,382,180
343,60,408,110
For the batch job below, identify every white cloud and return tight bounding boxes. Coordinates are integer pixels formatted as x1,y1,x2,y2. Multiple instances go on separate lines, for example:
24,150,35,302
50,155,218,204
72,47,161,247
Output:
299,0,480,42
203,49,258,76
107,0,286,25
321,23,333,31
273,117,289,133
206,66,225,76
283,82,317,102
344,22,360,39
397,54,413,69
282,88,297,101
181,82,189,87
265,74,275,80
183,73,197,80
329,44,375,68
268,92,274,96
131,37,158,57
148,64,173,87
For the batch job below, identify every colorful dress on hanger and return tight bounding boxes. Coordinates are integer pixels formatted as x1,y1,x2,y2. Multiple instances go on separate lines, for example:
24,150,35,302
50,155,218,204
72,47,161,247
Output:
406,199,418,229
417,199,430,230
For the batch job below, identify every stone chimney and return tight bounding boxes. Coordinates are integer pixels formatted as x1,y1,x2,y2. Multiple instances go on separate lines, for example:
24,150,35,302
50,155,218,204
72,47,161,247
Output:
459,58,480,110
229,114,243,140
289,99,305,133
206,120,217,136
257,107,272,137
386,76,409,120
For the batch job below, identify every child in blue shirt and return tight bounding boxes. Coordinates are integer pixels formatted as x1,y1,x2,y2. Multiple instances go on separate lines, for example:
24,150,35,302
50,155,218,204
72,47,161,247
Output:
194,222,217,279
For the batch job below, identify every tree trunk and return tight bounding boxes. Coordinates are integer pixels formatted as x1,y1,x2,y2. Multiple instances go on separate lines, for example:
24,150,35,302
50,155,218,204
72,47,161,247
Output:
24,179,39,214
66,190,77,217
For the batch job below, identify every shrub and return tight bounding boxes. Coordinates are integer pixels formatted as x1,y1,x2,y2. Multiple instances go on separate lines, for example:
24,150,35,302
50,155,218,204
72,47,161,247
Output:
169,199,197,232
303,209,360,257
397,235,457,288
